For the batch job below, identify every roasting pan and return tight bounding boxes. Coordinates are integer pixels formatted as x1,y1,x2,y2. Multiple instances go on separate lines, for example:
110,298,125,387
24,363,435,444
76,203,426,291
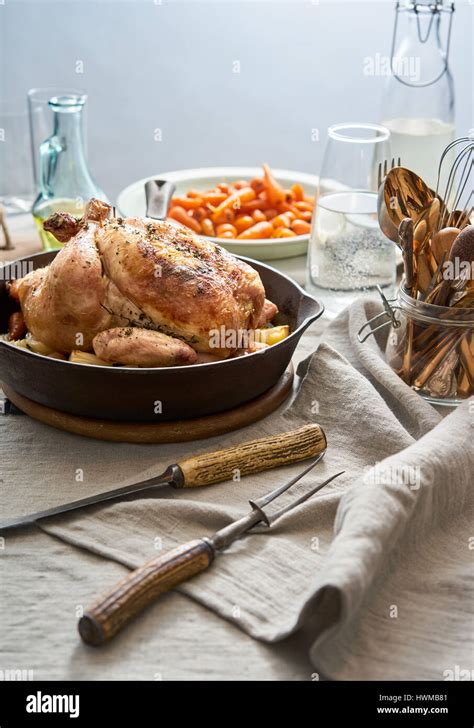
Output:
0,251,323,422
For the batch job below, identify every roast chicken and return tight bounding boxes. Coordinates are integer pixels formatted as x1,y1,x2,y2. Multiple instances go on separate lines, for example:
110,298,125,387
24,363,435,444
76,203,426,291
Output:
12,199,277,365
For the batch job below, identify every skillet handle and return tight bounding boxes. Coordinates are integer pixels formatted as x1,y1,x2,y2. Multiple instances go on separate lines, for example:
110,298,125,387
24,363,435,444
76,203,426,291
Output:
176,423,327,488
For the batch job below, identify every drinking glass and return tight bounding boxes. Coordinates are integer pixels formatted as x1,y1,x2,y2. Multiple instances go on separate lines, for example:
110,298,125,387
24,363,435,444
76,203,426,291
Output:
307,123,396,318
0,100,35,215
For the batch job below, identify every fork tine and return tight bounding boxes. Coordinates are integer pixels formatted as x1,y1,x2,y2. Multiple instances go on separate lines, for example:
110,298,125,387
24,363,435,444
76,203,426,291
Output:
379,157,402,188
266,471,345,525
251,452,326,510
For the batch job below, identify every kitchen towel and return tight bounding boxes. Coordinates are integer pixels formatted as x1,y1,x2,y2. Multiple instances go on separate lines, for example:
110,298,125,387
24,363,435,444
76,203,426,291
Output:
1,298,472,680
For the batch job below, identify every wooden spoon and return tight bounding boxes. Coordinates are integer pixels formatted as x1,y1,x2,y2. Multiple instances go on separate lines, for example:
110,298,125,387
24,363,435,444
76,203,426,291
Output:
434,225,474,306
430,227,460,266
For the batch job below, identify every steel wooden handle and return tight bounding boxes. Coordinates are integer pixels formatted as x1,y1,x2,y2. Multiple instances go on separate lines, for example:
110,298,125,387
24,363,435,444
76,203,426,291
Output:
78,539,214,646
177,423,327,488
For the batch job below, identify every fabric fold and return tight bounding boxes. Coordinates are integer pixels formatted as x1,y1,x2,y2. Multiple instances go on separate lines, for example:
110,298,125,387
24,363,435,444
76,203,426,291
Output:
2,299,472,679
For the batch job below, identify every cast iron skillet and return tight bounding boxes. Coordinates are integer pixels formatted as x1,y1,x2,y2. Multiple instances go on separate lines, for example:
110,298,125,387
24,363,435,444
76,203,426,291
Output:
0,251,323,421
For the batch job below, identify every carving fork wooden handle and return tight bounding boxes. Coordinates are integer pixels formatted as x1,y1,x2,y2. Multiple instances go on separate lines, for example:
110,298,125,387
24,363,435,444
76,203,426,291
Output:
79,539,214,646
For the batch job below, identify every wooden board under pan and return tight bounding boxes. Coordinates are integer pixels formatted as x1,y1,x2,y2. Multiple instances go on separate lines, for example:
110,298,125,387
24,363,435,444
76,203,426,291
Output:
2,364,293,444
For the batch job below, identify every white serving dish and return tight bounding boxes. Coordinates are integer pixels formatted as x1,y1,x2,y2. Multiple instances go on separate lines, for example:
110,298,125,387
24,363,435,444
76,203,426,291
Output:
117,167,319,261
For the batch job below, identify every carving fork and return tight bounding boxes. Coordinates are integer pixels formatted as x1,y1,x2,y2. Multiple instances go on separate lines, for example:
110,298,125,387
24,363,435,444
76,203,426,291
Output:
79,459,343,646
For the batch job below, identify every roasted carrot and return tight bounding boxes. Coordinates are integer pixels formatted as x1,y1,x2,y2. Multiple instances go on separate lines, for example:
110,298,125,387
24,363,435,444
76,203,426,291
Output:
291,183,305,202
252,209,267,223
277,201,300,216
272,213,292,229
8,311,26,340
294,201,313,212
234,215,255,233
169,197,203,210
192,206,208,222
239,199,270,213
212,208,235,225
216,223,237,237
165,165,316,241
202,192,228,205
250,177,265,194
201,218,216,236
264,208,278,220
262,163,286,206
237,221,273,239
168,206,201,234
291,219,311,235
211,187,256,221
272,227,296,238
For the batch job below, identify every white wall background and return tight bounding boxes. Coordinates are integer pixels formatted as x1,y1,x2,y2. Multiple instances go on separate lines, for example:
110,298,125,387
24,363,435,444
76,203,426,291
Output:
1,0,473,202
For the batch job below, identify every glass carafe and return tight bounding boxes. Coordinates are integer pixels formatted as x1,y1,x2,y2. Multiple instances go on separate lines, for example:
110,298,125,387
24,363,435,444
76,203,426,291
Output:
32,94,107,250
381,1,455,191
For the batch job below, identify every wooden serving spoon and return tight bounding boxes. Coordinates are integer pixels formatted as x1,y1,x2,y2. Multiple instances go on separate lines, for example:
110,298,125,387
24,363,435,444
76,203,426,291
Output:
434,225,474,306
430,227,460,266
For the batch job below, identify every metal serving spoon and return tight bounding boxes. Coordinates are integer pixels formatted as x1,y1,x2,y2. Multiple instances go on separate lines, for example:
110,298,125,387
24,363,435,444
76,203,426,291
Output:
383,167,434,234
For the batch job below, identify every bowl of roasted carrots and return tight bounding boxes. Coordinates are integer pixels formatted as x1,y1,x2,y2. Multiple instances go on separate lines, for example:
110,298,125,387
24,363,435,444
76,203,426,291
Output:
117,165,318,260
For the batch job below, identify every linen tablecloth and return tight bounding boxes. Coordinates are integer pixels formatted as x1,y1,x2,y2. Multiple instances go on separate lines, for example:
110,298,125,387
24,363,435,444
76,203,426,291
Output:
1,299,472,680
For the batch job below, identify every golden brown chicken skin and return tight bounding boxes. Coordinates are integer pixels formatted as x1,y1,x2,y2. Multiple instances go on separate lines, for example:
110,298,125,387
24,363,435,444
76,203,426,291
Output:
93,327,198,367
13,199,266,360
96,215,265,355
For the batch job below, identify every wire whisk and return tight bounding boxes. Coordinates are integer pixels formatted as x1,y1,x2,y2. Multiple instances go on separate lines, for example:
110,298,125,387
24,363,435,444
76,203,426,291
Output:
435,136,474,232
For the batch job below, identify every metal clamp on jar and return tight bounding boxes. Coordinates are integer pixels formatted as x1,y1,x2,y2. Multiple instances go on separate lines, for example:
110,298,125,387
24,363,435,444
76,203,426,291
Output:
359,282,474,407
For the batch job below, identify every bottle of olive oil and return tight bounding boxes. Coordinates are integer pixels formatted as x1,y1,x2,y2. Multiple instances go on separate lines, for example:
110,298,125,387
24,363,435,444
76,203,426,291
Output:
32,93,107,249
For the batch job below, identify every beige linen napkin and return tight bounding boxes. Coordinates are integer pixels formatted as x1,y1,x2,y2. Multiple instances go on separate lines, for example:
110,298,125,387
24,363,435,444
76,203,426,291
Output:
1,299,472,679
